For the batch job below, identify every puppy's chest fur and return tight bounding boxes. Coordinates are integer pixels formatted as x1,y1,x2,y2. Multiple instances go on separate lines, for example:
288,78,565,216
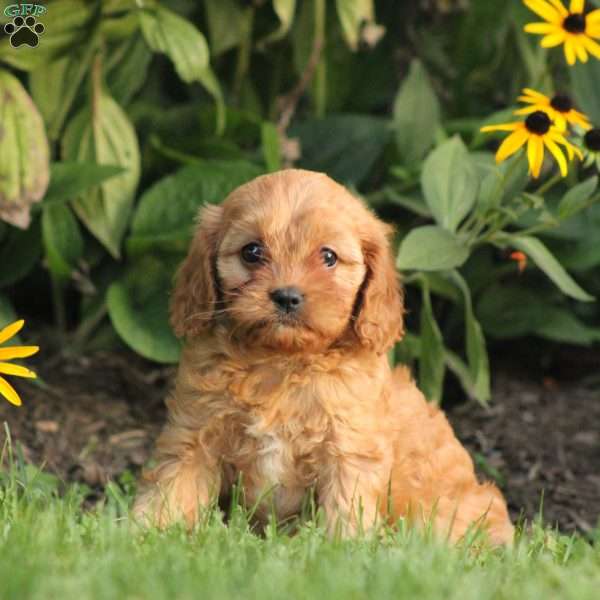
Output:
184,350,388,519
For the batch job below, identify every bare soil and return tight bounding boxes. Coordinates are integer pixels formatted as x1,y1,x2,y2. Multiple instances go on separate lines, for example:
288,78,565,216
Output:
1,350,598,535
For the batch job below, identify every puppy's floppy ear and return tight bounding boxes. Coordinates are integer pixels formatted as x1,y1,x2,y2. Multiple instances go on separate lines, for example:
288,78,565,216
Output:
170,204,224,338
352,219,404,354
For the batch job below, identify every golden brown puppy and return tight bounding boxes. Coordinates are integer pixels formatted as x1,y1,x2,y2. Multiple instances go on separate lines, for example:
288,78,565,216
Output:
134,169,513,544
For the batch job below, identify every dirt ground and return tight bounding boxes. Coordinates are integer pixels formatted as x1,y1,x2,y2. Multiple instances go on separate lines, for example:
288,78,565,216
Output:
1,349,599,535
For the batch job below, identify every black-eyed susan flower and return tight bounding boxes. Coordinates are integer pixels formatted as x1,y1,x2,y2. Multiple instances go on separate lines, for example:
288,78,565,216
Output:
515,88,591,131
577,126,600,168
481,110,583,178
0,320,38,406
524,0,600,65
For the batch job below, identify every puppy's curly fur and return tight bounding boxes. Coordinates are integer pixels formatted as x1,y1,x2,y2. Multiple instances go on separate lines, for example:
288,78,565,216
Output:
134,169,513,544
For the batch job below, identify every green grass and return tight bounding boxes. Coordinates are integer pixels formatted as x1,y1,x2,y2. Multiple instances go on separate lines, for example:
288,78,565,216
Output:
1,445,599,600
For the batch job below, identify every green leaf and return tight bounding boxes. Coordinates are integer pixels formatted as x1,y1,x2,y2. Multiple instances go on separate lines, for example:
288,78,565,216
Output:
0,220,42,289
421,136,479,232
42,204,84,279
62,93,141,258
107,255,182,364
0,69,50,229
505,235,594,302
396,226,469,271
335,0,374,50
290,114,390,186
558,176,598,220
393,60,441,165
260,0,297,46
0,0,99,71
105,33,153,106
381,188,432,218
571,59,600,124
477,153,529,213
261,122,282,172
418,284,445,404
449,271,490,404
139,4,224,132
29,45,95,140
204,0,246,55
128,161,263,255
43,162,125,207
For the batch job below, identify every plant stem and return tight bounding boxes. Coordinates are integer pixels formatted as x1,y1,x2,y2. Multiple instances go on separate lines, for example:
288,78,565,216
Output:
232,6,255,104
534,171,562,196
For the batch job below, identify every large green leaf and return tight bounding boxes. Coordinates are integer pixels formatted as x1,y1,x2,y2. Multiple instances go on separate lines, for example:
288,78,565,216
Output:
0,69,50,229
41,204,84,279
503,235,594,302
62,94,141,258
43,162,125,207
418,284,445,404
396,226,469,271
0,0,99,71
128,161,263,255
557,176,598,220
290,114,390,186
107,255,182,364
393,60,441,166
421,136,479,232
0,220,42,289
29,45,95,140
139,4,224,130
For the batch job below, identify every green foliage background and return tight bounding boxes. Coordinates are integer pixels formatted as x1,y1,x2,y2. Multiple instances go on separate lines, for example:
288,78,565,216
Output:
1,0,600,405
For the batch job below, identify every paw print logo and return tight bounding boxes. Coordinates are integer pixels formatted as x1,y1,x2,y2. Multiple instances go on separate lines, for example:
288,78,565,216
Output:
4,16,45,48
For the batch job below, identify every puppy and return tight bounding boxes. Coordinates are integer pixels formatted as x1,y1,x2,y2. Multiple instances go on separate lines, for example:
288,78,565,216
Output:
134,169,513,544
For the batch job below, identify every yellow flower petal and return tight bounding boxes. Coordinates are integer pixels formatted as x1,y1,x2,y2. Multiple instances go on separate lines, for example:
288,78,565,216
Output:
586,25,600,37
581,35,600,59
570,0,584,13
0,376,21,406
515,105,540,116
480,123,520,132
548,0,569,16
522,88,550,102
574,38,589,62
496,129,529,163
524,0,563,23
528,136,545,178
587,9,600,24
0,346,39,361
524,22,559,34
564,37,577,64
541,31,567,47
0,320,25,345
544,137,568,176
0,362,37,378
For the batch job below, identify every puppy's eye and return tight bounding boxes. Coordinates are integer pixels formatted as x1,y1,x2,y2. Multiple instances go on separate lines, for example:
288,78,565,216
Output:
241,242,265,264
321,247,337,268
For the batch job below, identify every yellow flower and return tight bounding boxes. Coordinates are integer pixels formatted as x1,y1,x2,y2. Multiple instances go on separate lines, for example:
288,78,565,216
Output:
480,110,583,178
0,320,38,406
523,0,600,65
515,88,591,131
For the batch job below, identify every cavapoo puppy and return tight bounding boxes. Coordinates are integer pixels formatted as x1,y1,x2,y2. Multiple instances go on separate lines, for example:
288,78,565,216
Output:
134,169,513,544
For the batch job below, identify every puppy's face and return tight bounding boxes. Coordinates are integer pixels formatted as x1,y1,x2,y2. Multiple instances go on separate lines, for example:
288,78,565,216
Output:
171,170,403,354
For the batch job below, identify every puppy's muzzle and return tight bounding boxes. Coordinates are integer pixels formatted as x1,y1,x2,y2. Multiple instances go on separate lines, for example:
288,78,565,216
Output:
270,286,304,314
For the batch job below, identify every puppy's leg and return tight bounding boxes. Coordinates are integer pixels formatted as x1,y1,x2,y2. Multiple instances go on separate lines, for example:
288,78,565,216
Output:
318,455,388,537
133,424,221,529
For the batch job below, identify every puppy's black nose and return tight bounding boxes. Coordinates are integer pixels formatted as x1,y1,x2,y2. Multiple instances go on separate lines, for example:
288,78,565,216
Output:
270,287,304,313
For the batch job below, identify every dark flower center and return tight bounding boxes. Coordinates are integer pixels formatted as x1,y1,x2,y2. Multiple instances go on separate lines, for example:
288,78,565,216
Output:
525,111,551,135
550,93,573,112
563,13,586,33
584,128,600,152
